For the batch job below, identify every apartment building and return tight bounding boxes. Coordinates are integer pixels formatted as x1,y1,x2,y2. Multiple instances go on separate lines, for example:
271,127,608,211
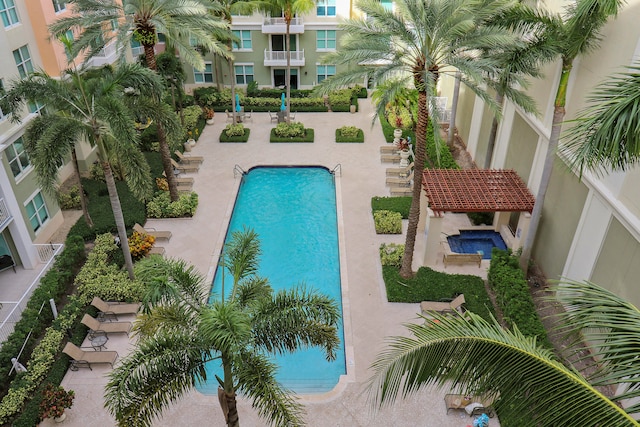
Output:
450,0,640,306
184,1,353,91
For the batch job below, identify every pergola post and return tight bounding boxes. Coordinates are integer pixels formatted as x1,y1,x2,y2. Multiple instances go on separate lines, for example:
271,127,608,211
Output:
513,212,531,251
423,208,443,267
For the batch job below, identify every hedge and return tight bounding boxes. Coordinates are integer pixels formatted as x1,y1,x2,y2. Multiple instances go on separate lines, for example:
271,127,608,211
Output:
220,128,250,143
488,249,552,348
335,128,364,143
270,128,314,143
371,196,412,219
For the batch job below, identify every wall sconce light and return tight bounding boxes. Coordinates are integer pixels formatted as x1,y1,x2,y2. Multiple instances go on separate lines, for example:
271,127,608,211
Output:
304,71,307,75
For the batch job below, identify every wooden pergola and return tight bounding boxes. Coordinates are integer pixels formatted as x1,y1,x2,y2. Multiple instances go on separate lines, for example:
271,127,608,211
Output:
421,169,535,215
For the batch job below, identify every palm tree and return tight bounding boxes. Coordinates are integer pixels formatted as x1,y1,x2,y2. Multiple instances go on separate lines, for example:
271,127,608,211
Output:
501,0,624,271
255,0,315,124
1,64,163,279
50,0,230,202
105,228,340,427
368,280,640,425
562,62,640,175
316,0,516,278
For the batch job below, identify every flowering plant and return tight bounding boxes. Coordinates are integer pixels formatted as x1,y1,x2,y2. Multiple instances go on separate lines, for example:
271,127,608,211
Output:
155,177,169,191
128,231,156,260
39,384,75,420
202,107,215,119
396,138,410,151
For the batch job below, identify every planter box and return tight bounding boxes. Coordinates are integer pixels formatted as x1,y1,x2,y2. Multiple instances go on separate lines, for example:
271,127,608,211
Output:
270,128,314,143
335,129,364,143
219,128,250,143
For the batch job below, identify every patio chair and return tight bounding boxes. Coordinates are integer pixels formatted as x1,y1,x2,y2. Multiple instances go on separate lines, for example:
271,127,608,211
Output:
171,159,199,173
81,314,133,338
225,109,234,122
174,150,204,164
91,297,141,321
161,172,194,187
269,111,278,123
148,246,166,256
386,162,414,177
63,342,119,370
389,186,413,196
386,171,414,187
243,109,253,121
420,294,465,315
133,223,172,241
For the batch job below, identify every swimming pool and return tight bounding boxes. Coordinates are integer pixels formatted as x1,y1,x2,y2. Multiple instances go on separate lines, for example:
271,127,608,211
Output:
201,166,345,394
447,229,507,259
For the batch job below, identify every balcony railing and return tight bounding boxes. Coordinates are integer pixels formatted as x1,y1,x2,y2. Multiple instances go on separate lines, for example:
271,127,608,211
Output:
262,17,304,34
264,49,305,67
0,198,11,230
88,41,119,67
0,243,63,347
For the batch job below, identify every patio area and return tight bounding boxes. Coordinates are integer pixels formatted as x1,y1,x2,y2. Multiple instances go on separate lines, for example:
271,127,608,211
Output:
39,98,500,426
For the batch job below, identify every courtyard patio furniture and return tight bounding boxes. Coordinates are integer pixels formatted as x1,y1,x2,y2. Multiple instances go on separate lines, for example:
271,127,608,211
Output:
386,162,414,177
91,297,141,321
133,223,172,241
174,150,204,164
81,314,132,338
171,159,199,173
420,294,465,315
148,246,166,256
386,171,414,187
444,393,496,417
62,342,119,370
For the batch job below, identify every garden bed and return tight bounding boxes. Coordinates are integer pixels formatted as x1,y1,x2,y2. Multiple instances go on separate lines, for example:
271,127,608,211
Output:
335,128,364,143
270,128,315,143
219,128,250,143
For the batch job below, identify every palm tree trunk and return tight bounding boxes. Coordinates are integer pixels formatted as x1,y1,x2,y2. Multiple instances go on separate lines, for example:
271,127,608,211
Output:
285,10,292,124
71,149,93,227
102,160,135,280
519,61,572,271
229,59,238,125
215,54,222,91
484,92,504,169
400,82,429,278
143,43,179,201
219,356,240,427
448,71,461,146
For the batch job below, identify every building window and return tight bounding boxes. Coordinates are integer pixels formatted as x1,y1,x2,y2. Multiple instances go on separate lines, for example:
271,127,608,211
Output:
0,79,5,121
28,101,45,114
194,62,213,83
6,137,30,178
13,45,33,78
317,0,336,17
130,39,143,56
380,0,393,11
110,18,119,30
157,33,165,43
232,30,252,51
234,64,254,85
317,65,336,83
0,0,18,27
25,192,49,233
316,30,336,51
53,0,66,13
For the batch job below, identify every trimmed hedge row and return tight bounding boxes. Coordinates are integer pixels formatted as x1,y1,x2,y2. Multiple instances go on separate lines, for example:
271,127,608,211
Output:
488,249,552,348
220,128,250,142
270,128,314,143
335,128,364,143
371,196,412,219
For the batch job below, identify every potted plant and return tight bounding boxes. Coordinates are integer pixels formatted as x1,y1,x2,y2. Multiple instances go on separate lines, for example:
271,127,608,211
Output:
39,384,75,423
203,107,215,125
396,137,411,167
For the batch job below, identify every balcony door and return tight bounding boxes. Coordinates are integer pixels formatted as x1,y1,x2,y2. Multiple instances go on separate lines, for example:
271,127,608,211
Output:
273,69,298,89
271,34,297,52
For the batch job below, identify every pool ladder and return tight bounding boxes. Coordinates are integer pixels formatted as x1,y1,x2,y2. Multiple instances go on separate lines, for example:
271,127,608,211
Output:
331,163,342,177
233,164,247,178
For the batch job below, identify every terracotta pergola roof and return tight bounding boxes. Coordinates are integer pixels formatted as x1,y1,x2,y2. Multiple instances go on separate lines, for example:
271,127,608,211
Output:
421,169,535,214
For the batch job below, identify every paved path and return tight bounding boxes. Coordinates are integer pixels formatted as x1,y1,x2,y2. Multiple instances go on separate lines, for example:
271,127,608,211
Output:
43,98,497,427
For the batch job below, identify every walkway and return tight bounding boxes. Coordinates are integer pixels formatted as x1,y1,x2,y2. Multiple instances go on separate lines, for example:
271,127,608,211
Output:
43,98,497,426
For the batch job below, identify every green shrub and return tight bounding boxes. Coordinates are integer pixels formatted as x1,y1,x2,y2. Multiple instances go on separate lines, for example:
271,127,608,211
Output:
336,127,364,143
380,243,404,267
488,249,551,348
219,128,250,143
371,196,412,219
224,123,246,137
467,212,494,226
353,85,368,98
274,122,305,138
328,89,353,112
182,105,202,137
56,185,81,210
382,265,495,320
374,210,402,234
146,191,198,218
270,128,314,143
425,121,458,169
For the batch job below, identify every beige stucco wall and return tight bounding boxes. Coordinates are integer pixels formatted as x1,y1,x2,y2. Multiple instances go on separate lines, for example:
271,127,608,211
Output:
504,113,538,181
533,160,589,279
453,84,476,149
591,217,640,308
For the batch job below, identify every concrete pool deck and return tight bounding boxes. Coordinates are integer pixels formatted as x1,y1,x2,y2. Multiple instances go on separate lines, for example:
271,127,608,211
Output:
43,98,498,427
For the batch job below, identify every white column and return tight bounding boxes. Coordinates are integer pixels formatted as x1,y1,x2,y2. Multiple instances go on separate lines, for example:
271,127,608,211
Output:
562,191,610,281
422,209,443,268
465,95,486,157
491,102,516,169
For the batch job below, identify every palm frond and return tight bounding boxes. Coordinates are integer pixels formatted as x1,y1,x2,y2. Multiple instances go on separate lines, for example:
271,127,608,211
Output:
199,302,253,353
368,312,637,426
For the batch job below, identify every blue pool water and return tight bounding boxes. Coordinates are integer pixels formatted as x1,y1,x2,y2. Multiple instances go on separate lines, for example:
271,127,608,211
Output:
201,166,345,394
447,230,507,259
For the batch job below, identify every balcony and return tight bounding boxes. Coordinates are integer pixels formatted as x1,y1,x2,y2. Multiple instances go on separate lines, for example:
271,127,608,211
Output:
262,17,304,34
0,198,11,230
264,49,305,67
87,41,119,67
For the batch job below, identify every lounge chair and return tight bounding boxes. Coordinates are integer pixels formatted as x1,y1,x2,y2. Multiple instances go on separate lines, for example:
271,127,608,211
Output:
91,297,141,321
390,186,413,196
386,162,414,177
380,145,399,154
420,294,465,315
171,158,199,173
63,342,119,371
174,150,204,164
148,246,165,256
133,223,172,241
161,172,194,186
81,314,133,338
386,171,414,187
